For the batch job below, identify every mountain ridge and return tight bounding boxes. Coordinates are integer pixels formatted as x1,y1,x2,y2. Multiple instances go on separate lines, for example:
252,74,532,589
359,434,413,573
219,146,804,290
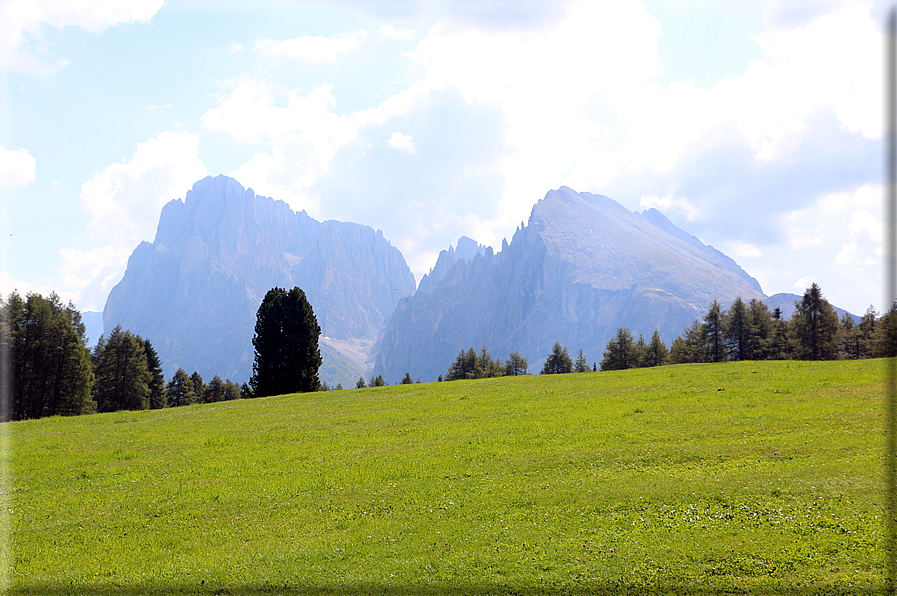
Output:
104,175,416,387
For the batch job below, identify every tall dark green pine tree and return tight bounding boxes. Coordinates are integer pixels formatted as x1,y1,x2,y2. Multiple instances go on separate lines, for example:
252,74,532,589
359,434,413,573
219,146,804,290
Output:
250,287,322,397
93,326,151,412
790,283,839,360
143,338,165,409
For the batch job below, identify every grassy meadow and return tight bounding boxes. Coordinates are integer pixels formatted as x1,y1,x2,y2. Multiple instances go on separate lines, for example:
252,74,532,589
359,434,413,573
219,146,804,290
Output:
4,359,889,594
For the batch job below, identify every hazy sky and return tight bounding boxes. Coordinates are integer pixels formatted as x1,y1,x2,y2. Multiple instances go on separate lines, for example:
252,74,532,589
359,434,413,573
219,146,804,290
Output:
0,0,887,317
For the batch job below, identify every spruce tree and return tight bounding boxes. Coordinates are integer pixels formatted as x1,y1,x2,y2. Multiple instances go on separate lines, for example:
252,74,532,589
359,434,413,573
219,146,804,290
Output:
574,349,589,373
250,287,322,397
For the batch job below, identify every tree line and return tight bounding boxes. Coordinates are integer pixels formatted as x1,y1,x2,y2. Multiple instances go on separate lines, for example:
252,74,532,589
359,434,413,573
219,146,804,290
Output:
437,283,895,381
600,283,896,371
1,291,250,421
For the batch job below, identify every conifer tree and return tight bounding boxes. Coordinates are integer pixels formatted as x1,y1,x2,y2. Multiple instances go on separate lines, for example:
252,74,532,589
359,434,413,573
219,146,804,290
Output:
747,299,773,359
2,291,95,420
645,330,669,367
143,338,165,409
356,376,367,389
541,342,573,374
790,283,839,360
205,375,226,403
574,349,589,372
724,297,750,361
250,286,322,396
190,371,206,404
401,372,413,384
503,352,528,376
600,328,634,371
703,300,726,363
165,368,193,407
93,326,151,412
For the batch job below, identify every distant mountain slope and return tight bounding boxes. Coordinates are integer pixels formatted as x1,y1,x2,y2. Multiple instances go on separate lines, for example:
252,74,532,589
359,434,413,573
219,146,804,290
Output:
104,175,416,386
373,186,767,382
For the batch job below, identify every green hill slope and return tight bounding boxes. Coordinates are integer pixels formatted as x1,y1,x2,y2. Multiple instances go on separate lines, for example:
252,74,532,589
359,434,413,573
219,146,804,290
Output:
6,360,888,594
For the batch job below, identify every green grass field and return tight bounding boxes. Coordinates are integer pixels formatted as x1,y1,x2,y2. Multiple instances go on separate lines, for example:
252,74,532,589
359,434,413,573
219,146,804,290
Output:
4,359,890,595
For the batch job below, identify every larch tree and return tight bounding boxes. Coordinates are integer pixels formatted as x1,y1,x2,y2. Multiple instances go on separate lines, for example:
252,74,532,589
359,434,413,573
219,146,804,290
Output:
541,342,573,374
165,368,193,407
790,283,839,360
93,326,151,412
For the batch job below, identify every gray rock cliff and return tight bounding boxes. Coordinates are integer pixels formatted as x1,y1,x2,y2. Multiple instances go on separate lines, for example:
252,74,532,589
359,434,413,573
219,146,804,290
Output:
103,175,416,387
373,186,767,383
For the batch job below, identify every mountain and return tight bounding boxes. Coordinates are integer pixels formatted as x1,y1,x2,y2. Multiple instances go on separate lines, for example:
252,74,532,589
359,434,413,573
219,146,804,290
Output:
373,186,767,383
103,175,416,388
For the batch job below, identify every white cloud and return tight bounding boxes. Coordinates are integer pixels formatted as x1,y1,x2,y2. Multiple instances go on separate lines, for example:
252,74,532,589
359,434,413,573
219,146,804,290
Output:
62,131,207,310
639,194,700,221
387,131,416,154
0,145,36,188
254,29,368,64
203,76,433,215
0,0,163,74
229,42,245,53
723,241,763,258
377,25,416,41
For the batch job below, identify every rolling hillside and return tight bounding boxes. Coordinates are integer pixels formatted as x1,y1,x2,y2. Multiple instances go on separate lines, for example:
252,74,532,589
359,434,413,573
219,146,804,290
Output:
8,360,886,594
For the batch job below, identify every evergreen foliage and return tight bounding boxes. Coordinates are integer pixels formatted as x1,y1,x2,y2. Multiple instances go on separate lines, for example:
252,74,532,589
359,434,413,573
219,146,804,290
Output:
645,330,669,367
370,375,386,387
401,372,413,384
1,291,95,420
143,339,165,409
600,328,634,371
165,368,193,407
356,376,367,389
190,371,206,404
541,342,573,374
574,349,589,373
703,300,726,363
250,286,322,397
93,326,151,413
790,283,839,361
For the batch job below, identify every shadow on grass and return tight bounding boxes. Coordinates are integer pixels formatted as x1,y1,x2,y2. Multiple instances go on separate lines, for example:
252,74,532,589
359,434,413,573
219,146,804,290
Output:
8,583,886,596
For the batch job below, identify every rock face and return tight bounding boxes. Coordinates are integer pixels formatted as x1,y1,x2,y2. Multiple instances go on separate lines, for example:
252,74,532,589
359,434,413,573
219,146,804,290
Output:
104,175,416,387
373,186,766,383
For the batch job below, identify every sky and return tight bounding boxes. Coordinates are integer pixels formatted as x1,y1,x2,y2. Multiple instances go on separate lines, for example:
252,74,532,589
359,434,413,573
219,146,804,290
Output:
0,0,888,318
